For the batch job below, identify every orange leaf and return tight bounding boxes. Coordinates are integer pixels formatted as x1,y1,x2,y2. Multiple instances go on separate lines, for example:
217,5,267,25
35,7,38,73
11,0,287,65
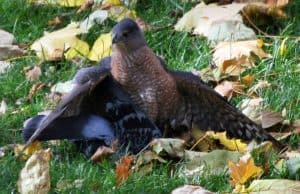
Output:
116,156,134,187
228,154,262,186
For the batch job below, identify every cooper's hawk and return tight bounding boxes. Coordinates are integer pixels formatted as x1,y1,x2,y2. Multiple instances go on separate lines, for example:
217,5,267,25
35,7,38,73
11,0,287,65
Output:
23,18,285,157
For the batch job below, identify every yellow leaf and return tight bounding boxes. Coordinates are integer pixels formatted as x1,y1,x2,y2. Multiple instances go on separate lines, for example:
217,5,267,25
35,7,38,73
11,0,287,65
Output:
58,0,86,7
64,39,90,60
102,0,122,6
207,132,247,153
88,33,112,61
241,74,254,86
108,6,136,22
17,149,51,194
228,154,263,187
31,23,84,61
14,141,43,160
256,39,264,48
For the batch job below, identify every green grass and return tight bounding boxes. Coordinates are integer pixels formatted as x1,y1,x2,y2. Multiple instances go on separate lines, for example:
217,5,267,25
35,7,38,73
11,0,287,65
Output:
0,0,299,193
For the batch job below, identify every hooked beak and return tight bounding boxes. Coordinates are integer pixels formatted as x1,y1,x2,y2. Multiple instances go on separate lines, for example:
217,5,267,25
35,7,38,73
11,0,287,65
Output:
112,32,121,44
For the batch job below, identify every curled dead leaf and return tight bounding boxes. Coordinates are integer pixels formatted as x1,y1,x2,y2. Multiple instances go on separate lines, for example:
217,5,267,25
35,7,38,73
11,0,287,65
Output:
17,148,52,194
24,65,42,81
214,80,245,100
213,40,271,76
151,138,185,158
116,156,134,187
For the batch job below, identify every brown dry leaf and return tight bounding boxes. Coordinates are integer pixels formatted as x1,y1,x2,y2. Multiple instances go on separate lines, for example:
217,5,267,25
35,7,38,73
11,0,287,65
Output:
242,3,287,28
213,40,271,76
135,151,166,169
24,65,42,81
151,138,185,158
0,100,8,115
14,141,43,160
228,153,263,189
247,80,271,95
266,0,290,7
214,80,245,100
175,3,256,42
77,0,94,13
292,120,300,134
17,149,52,194
261,110,284,129
239,98,263,124
116,156,134,187
48,16,64,27
171,185,214,194
27,82,47,100
90,140,117,163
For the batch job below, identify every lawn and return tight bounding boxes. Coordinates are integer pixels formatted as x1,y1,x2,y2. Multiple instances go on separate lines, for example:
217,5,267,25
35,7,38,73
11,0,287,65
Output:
0,0,299,193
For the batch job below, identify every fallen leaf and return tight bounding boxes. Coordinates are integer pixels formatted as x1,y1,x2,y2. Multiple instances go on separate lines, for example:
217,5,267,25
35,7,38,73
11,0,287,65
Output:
175,3,256,42
286,156,300,179
56,179,84,192
108,6,137,22
0,29,16,45
27,82,47,100
151,138,185,158
214,80,245,100
0,45,24,60
77,0,94,13
17,149,52,194
241,74,254,86
171,185,214,194
247,179,300,194
90,140,117,162
88,32,112,61
24,65,42,81
79,10,109,33
228,153,263,190
0,100,8,115
48,16,64,27
64,39,90,60
51,80,76,94
0,61,12,74
31,23,88,61
247,80,271,96
213,40,271,76
135,151,166,175
261,110,284,129
58,0,86,7
182,150,242,177
116,156,134,187
239,98,263,124
135,151,166,169
266,0,290,7
14,141,43,160
207,132,248,153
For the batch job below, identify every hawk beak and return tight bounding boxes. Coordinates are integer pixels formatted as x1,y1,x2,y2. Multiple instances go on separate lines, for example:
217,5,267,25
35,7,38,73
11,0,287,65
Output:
112,33,120,44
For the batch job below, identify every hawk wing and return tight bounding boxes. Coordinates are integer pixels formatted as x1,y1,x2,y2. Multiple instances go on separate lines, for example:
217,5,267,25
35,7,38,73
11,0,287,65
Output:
170,71,285,151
